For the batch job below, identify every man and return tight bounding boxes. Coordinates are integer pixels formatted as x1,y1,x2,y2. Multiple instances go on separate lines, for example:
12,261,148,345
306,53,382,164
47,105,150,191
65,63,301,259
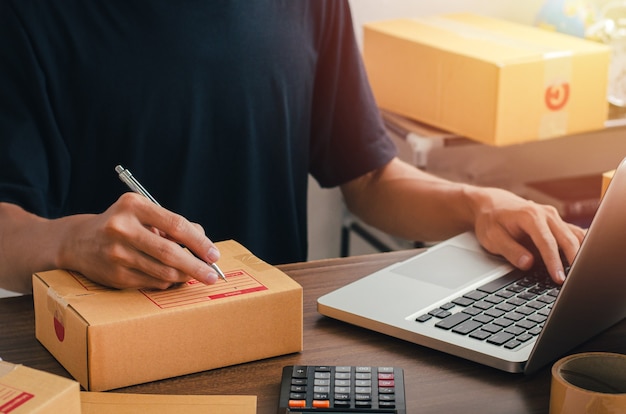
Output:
0,1,584,294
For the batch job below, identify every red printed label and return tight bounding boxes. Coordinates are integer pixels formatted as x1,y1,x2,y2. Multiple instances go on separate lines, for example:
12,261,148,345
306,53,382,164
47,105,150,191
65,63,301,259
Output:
68,270,109,291
0,385,35,413
67,269,268,309
141,270,268,309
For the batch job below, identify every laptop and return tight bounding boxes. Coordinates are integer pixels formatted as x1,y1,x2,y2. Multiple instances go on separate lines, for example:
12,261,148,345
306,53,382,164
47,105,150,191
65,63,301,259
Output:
318,157,626,374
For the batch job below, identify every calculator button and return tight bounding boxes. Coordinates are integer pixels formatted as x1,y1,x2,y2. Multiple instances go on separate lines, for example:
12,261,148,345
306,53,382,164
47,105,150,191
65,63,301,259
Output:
312,400,330,408
379,379,395,387
334,386,350,394
288,400,306,408
292,366,308,378
289,393,306,400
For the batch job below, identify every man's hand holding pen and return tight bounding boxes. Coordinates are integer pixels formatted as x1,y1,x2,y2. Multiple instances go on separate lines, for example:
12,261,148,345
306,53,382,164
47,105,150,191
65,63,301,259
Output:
115,165,227,282
63,192,223,290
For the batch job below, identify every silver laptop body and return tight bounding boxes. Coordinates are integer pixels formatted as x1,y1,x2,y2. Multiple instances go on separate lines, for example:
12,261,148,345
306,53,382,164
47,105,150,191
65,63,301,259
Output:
318,157,626,374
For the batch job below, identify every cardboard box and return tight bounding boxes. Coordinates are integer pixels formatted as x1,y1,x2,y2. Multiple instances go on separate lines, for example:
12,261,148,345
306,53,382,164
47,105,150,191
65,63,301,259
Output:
363,13,611,146
523,174,602,219
33,240,303,391
602,169,615,197
80,392,256,414
0,361,80,413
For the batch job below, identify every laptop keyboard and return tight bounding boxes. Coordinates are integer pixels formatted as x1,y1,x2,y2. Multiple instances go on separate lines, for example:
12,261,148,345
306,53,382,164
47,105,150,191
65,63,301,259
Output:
415,268,561,350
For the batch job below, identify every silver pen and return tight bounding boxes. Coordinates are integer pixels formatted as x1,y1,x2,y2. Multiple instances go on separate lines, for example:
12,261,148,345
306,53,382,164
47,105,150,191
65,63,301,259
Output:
115,165,227,282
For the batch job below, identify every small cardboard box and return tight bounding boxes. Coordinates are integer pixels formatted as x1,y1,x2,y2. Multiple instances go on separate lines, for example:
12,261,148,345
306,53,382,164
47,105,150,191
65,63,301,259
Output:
363,13,611,146
602,169,615,197
33,240,303,391
0,361,81,413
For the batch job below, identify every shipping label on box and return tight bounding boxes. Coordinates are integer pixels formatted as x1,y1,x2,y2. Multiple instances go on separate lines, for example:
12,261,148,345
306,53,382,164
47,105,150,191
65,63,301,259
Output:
364,13,611,146
33,240,303,391
0,361,80,413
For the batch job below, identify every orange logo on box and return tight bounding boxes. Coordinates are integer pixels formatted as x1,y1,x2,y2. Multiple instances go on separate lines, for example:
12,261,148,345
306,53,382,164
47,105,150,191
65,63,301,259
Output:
545,83,570,111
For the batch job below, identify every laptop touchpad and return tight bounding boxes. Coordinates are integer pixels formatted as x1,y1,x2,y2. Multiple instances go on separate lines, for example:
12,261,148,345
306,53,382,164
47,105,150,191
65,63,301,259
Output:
391,245,506,289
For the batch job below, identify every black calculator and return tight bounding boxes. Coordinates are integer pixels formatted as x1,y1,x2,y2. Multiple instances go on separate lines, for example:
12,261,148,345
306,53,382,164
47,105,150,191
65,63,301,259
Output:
277,365,406,414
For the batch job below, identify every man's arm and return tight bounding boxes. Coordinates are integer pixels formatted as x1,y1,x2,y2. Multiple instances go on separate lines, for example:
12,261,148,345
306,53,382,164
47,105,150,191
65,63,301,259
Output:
340,157,586,284
0,195,221,293
0,202,60,293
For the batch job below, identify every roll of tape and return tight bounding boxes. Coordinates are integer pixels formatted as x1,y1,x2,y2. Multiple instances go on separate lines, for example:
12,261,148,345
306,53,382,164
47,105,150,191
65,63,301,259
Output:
550,352,626,414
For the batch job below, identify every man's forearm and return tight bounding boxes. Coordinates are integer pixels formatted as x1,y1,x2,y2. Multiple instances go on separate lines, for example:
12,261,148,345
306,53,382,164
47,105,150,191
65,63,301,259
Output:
0,202,62,293
340,158,477,243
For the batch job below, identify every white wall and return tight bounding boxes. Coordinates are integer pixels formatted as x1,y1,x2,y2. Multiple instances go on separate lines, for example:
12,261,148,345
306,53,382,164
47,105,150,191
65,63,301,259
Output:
348,0,546,47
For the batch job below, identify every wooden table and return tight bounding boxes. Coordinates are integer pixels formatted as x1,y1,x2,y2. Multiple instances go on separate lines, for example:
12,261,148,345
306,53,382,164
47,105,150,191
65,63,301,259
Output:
1,250,625,414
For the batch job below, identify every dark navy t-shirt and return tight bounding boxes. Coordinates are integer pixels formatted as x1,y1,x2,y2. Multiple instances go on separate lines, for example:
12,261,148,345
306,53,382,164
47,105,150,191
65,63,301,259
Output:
0,0,396,264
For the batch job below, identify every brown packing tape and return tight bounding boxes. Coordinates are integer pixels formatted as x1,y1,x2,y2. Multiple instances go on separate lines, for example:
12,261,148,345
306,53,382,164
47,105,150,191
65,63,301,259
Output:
46,286,68,342
0,361,16,376
550,352,626,414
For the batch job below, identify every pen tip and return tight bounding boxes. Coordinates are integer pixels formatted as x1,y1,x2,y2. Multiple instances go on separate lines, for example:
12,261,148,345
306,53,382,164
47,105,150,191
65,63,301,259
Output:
212,264,228,282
